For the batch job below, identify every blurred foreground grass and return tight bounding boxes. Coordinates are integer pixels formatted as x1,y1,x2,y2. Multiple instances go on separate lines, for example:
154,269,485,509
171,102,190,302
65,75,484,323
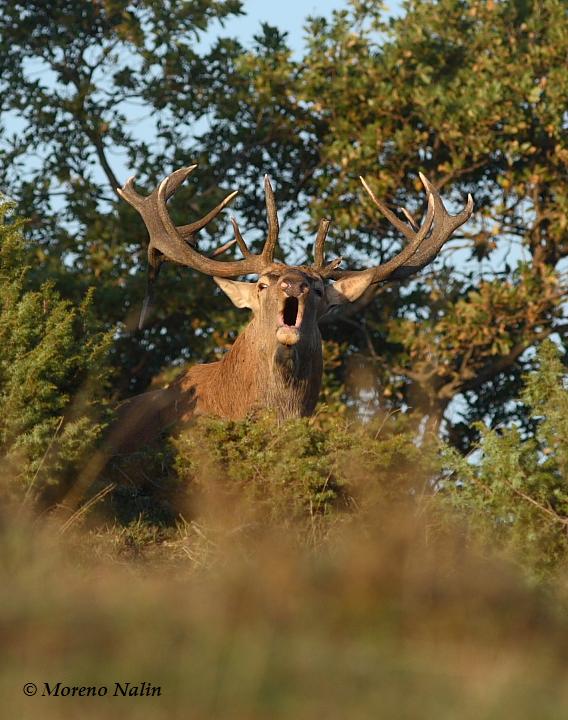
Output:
2,490,568,720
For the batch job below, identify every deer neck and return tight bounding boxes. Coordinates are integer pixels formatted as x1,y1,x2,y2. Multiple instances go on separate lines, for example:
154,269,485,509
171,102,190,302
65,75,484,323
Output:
184,318,323,420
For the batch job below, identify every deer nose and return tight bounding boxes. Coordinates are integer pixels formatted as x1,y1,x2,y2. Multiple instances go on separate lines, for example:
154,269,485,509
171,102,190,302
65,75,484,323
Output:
280,277,309,297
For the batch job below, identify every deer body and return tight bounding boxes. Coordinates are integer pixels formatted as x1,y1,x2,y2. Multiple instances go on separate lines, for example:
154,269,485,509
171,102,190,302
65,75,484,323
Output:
113,165,472,451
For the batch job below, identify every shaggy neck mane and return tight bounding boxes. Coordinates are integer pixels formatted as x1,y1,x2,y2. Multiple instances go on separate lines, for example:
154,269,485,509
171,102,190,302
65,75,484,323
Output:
180,318,323,420
112,317,324,453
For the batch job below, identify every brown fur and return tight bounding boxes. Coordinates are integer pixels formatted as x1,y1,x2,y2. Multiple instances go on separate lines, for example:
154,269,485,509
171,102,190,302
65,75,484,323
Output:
179,319,322,420
110,266,327,452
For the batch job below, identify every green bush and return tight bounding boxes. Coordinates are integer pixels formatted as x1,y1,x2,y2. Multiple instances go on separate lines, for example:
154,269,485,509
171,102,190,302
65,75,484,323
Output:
0,199,113,502
443,341,568,579
174,410,439,542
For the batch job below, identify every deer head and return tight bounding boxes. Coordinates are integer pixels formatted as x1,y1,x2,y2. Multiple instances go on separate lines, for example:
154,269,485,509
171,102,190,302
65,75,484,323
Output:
117,165,473,421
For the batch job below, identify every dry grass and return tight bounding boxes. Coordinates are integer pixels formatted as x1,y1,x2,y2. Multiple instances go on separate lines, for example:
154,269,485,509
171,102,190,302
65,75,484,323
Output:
2,491,568,720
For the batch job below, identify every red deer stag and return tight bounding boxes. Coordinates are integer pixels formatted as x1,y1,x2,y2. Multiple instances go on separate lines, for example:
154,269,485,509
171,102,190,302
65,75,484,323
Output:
111,165,472,450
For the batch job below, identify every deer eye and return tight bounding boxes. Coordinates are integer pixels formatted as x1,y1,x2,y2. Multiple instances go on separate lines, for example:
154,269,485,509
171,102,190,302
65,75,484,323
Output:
313,287,323,296
258,282,268,291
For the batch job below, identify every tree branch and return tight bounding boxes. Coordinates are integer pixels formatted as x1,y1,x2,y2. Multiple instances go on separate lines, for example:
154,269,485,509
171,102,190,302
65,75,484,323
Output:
86,129,121,196
460,322,568,395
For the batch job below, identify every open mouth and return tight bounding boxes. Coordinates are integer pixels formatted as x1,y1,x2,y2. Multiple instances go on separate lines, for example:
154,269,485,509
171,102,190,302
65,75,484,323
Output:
279,296,303,328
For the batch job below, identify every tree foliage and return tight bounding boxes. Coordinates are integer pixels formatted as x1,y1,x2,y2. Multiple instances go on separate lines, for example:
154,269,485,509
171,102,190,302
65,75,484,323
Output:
203,0,568,444
0,0,247,394
1,0,567,449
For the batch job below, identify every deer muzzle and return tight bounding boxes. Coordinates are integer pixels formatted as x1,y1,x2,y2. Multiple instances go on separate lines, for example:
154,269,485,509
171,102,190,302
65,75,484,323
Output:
276,295,306,346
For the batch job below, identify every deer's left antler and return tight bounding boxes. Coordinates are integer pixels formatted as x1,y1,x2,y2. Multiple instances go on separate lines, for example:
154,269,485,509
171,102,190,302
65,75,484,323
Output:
316,174,473,283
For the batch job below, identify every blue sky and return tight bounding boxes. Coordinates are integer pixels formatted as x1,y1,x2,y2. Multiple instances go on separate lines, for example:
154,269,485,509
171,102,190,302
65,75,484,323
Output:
209,0,402,54
220,0,351,54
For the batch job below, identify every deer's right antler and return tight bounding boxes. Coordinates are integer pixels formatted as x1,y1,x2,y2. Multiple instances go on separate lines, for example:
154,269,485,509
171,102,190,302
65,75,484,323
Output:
118,165,280,328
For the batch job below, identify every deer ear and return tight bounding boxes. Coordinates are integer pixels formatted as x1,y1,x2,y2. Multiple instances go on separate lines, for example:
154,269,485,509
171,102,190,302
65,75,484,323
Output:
324,275,373,308
214,277,259,311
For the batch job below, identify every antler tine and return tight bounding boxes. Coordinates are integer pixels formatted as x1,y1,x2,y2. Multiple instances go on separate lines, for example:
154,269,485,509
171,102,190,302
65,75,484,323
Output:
117,175,145,210
329,193,435,284
209,237,237,258
370,193,435,282
161,165,198,200
263,175,279,262
401,207,419,231
328,173,473,284
178,189,239,242
313,218,331,269
119,165,198,209
231,217,251,257
360,177,417,242
319,257,343,278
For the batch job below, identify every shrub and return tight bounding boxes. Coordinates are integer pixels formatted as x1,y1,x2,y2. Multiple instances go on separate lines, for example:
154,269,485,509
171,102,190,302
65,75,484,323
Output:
174,409,439,542
0,199,113,502
443,341,568,579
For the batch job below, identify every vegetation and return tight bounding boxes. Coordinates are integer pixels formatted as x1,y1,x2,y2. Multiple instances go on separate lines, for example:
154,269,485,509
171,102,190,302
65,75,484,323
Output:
4,500,568,720
444,341,568,580
0,200,112,503
1,0,568,717
174,410,438,536
1,0,566,446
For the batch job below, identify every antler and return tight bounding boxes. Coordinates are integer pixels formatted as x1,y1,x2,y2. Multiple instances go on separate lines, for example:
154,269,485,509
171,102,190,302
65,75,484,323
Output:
317,173,473,283
117,165,280,328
